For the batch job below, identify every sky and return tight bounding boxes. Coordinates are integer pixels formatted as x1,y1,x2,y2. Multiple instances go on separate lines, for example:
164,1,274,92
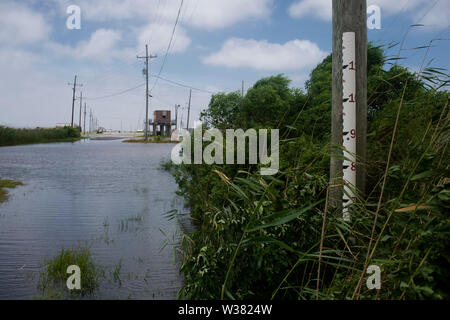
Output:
0,0,448,131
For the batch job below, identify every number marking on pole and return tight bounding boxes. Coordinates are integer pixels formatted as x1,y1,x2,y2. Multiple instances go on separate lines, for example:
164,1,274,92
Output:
342,32,357,222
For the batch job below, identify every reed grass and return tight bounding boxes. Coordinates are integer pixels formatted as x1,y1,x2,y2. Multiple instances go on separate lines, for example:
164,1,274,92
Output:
37,247,100,298
0,126,81,147
169,41,449,300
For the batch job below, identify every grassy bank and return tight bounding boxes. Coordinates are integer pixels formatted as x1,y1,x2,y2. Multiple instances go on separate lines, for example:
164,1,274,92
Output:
167,44,449,300
0,178,23,204
0,126,82,147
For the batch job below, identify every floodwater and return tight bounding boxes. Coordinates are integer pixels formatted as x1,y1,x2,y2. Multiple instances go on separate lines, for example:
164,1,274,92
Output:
0,139,188,299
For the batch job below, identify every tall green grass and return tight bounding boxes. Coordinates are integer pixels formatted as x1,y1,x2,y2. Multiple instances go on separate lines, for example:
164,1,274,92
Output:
37,247,100,299
167,44,449,300
0,126,81,147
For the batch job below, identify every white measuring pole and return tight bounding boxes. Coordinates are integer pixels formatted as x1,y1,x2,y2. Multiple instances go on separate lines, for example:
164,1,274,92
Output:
342,32,357,222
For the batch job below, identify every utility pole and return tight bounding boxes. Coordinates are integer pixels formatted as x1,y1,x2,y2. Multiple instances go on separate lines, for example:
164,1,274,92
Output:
186,89,192,130
89,109,92,133
180,109,184,130
78,91,83,131
330,0,367,217
242,80,244,97
175,104,180,130
68,75,82,128
137,44,157,141
83,103,87,135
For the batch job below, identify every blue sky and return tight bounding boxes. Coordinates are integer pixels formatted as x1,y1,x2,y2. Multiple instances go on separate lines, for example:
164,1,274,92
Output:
0,0,448,130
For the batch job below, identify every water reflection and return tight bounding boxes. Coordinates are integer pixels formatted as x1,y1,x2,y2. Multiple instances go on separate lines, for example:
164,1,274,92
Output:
0,139,186,299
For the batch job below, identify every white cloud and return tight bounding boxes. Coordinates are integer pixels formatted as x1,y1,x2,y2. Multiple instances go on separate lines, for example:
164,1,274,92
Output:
137,23,191,55
47,23,192,62
288,0,447,29
288,0,332,21
179,0,273,29
0,1,50,46
0,49,70,128
203,38,327,71
78,29,122,59
47,29,124,61
54,0,272,30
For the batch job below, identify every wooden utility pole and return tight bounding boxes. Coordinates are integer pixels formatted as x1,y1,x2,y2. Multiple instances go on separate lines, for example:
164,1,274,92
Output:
83,103,87,134
175,104,180,130
89,109,92,133
68,75,82,128
330,0,367,212
137,44,157,141
186,89,192,130
78,91,83,130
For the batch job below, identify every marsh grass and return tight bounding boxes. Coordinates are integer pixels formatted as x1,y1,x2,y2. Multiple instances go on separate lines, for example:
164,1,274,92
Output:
37,247,101,299
0,126,82,147
0,178,23,203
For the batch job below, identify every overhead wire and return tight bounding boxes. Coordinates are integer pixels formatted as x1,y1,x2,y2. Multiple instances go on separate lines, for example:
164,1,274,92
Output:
149,0,184,94
85,83,145,101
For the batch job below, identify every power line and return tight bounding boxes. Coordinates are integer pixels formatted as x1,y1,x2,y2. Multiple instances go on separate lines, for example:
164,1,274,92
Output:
149,74,215,94
150,0,184,94
84,83,145,101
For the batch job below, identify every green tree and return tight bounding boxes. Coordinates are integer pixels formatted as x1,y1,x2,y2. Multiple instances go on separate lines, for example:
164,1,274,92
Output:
200,92,243,129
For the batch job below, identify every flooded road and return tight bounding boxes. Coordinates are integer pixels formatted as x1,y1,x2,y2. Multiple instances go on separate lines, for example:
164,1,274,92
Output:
0,139,186,299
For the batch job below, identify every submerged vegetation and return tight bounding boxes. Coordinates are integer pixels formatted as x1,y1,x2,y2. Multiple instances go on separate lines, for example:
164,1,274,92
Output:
37,247,100,299
166,44,449,300
0,126,82,147
0,178,23,204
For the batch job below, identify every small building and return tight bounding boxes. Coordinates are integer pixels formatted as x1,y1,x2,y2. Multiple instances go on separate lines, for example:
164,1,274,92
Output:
145,110,176,136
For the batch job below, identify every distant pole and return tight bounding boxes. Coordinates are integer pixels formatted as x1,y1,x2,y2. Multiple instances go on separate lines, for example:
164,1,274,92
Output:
89,109,92,133
83,103,86,134
175,104,179,130
242,80,244,97
68,75,82,128
137,44,157,141
71,75,77,128
330,0,367,217
144,45,149,140
180,110,184,129
78,91,83,130
186,89,192,130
